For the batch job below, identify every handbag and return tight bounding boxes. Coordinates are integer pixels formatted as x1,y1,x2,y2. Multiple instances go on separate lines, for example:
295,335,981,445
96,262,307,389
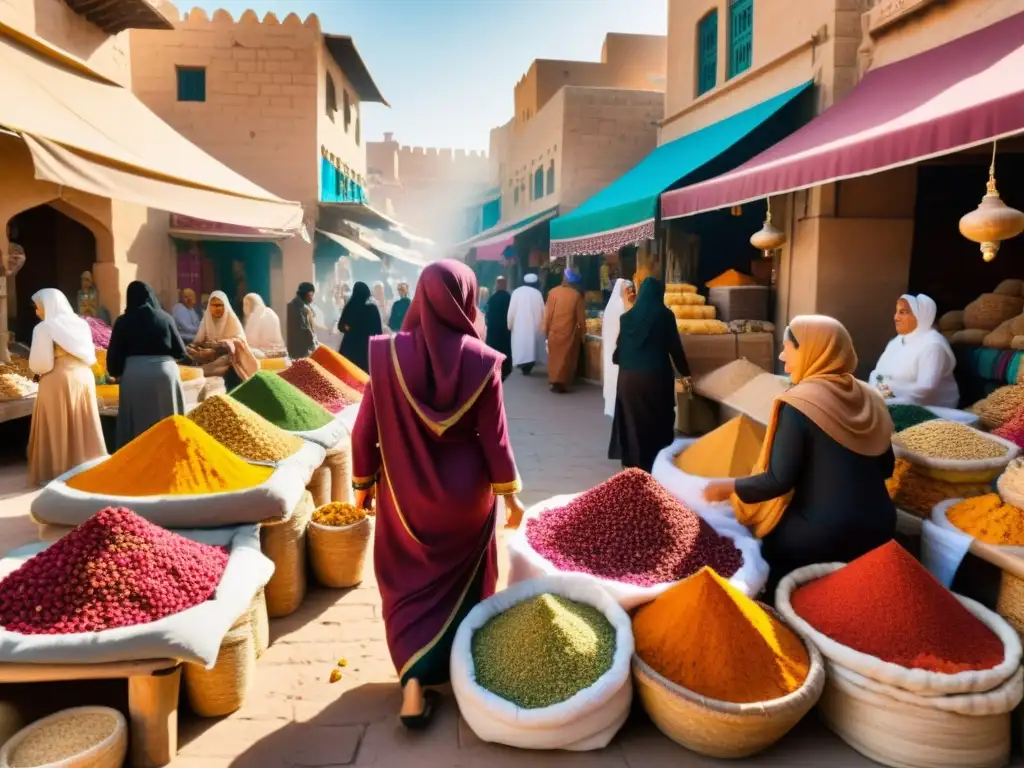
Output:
675,378,716,436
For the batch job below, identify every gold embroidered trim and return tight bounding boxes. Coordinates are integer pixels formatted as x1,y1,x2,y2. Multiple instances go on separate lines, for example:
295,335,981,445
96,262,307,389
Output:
399,545,487,681
389,335,491,437
491,479,521,495
378,437,424,547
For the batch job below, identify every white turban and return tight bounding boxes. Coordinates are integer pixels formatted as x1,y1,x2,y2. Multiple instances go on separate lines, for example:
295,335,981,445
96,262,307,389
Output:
524,274,538,284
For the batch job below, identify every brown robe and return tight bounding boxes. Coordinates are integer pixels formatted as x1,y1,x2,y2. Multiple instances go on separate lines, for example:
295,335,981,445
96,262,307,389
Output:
542,285,585,386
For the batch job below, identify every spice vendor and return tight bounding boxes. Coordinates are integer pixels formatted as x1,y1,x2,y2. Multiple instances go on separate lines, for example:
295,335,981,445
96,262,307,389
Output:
189,291,257,387
350,260,524,730
27,288,105,485
337,282,382,373
704,315,896,594
542,268,586,394
601,278,632,418
868,293,959,408
609,278,689,473
244,292,286,359
105,281,187,449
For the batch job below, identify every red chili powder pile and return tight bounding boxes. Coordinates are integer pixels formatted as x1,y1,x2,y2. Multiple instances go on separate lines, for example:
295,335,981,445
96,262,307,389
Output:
309,346,368,394
790,541,1004,673
525,469,743,587
278,359,360,414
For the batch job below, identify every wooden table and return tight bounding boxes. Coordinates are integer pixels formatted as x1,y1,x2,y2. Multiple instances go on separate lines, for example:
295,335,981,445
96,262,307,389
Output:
0,395,34,424
0,659,182,768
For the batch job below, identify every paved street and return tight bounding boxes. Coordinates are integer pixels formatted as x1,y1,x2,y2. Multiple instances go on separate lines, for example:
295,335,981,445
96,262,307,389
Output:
0,376,920,766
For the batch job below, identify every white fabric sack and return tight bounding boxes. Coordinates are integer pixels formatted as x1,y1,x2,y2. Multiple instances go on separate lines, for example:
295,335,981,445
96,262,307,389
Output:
335,402,361,434
776,562,1022,696
507,494,768,611
291,416,347,450
31,456,310,528
651,437,752,530
0,525,273,668
450,574,633,751
920,518,974,589
267,440,326,485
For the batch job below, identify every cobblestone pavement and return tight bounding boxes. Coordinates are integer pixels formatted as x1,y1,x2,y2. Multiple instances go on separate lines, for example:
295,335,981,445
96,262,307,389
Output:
0,376,889,766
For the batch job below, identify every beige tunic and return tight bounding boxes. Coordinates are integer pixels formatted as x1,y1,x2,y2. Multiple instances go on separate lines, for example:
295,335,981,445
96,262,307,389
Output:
542,285,585,386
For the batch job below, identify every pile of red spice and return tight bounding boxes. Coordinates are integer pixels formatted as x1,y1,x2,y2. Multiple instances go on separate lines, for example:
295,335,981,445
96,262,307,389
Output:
0,507,229,634
790,541,1004,673
278,359,360,414
525,469,743,587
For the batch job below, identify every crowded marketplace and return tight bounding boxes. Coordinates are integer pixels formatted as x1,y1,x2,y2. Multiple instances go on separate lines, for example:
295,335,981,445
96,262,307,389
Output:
0,0,1023,766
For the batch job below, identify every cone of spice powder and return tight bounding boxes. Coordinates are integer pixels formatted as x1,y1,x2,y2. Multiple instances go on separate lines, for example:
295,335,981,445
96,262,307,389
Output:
278,359,361,414
310,346,368,394
790,541,1004,673
229,371,334,432
634,568,809,703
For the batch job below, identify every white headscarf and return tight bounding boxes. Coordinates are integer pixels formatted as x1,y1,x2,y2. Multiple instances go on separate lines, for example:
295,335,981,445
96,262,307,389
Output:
871,293,958,401
29,288,96,374
194,290,245,345
602,279,631,417
243,293,284,352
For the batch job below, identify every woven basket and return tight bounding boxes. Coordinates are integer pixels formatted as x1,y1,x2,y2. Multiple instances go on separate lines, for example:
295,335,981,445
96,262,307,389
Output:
306,464,331,508
251,588,270,658
324,440,354,505
185,626,255,718
261,491,314,618
819,662,1012,768
308,516,371,588
0,706,127,768
631,616,825,758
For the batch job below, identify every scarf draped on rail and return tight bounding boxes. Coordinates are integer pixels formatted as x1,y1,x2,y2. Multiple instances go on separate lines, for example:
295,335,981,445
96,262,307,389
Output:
732,315,892,538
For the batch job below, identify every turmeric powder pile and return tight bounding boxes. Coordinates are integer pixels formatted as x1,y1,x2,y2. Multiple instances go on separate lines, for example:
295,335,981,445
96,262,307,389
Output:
947,494,1024,546
674,415,765,478
66,416,273,496
706,269,758,288
633,567,809,703
886,459,992,518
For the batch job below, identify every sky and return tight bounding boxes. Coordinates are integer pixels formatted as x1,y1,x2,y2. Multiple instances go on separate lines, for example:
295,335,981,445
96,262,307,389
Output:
191,0,667,153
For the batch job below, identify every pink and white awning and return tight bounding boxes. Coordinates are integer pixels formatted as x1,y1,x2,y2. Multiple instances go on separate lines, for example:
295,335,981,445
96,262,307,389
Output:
661,11,1024,220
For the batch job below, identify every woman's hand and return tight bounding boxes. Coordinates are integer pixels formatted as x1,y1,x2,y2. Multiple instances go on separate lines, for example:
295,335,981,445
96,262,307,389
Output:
354,485,376,512
703,480,736,503
503,494,525,529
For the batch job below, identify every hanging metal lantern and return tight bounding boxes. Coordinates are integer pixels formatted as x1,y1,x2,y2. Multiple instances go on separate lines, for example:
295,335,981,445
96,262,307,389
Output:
750,198,786,257
959,142,1024,262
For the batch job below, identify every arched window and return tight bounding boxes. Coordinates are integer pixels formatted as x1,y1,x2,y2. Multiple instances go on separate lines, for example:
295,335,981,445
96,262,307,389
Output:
546,160,555,195
325,74,337,118
533,167,544,199
343,90,351,131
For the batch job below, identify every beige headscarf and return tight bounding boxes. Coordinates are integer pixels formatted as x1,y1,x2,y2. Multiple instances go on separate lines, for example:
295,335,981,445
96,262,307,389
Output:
733,315,892,538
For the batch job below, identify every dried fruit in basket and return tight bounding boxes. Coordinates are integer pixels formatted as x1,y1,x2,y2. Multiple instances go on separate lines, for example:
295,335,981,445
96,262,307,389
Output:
472,593,615,709
947,494,1024,546
0,507,228,634
634,568,808,703
790,541,1003,673
188,395,303,463
65,415,273,496
279,359,360,414
312,502,366,527
524,469,742,587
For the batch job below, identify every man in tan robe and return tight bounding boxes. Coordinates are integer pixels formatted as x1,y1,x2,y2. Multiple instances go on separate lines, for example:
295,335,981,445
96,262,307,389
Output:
542,269,586,393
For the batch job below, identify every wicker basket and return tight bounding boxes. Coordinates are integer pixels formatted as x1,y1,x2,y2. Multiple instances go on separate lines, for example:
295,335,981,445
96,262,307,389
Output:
185,626,255,718
0,706,127,768
251,588,270,658
261,491,315,618
819,662,1012,768
308,516,371,588
324,442,354,505
306,465,331,508
631,620,825,758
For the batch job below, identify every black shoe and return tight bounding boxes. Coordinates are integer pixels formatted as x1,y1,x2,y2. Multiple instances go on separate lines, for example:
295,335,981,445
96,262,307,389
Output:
400,689,441,731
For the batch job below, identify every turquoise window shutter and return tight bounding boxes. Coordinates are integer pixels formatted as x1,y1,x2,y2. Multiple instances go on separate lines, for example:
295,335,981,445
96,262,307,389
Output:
533,168,544,199
697,12,718,96
176,67,206,102
729,0,753,78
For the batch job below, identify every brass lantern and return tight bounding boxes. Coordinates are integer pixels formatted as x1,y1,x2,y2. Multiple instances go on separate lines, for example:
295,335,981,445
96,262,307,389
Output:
959,143,1024,262
750,197,786,258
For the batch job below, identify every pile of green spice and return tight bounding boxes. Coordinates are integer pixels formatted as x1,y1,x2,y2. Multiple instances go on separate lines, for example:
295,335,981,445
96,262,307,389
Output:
229,372,334,432
888,403,939,433
471,593,615,709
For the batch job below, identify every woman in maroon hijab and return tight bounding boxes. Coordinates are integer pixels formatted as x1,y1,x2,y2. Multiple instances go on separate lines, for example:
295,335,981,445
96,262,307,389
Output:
351,260,525,729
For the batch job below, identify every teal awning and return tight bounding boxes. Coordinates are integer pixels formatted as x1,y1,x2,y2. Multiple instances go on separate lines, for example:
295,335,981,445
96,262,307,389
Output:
549,81,812,257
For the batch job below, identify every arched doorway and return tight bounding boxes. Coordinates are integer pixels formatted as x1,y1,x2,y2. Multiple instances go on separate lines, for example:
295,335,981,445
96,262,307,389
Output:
9,204,97,343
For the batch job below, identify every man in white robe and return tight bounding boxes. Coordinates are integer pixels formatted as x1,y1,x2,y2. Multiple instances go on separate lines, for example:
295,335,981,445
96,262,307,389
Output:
507,273,546,376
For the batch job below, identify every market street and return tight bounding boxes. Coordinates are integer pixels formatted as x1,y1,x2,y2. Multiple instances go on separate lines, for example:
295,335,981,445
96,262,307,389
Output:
0,375,886,768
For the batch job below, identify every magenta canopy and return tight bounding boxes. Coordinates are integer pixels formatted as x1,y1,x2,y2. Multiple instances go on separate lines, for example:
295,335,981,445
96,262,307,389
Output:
661,11,1024,220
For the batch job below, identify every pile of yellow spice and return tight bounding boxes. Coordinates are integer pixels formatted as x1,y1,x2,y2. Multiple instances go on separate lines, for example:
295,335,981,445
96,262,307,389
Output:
947,494,1024,546
312,503,367,527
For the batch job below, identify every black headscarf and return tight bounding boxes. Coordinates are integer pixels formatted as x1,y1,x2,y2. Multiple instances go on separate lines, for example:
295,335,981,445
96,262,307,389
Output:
615,277,687,375
337,281,382,372
105,281,187,377
297,282,315,301
338,282,373,330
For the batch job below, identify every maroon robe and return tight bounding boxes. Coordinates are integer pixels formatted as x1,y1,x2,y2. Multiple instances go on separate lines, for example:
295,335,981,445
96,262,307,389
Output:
351,260,520,685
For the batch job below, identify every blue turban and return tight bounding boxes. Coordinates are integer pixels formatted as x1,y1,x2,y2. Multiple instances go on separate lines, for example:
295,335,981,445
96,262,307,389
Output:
564,268,581,284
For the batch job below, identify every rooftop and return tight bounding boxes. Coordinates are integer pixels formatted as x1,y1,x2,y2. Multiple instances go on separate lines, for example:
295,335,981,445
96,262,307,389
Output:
64,0,173,34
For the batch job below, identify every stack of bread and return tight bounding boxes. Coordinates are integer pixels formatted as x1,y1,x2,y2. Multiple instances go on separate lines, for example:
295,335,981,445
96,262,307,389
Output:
664,283,729,335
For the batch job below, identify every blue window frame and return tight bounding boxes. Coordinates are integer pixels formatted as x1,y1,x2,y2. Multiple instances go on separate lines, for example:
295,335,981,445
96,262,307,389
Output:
513,186,520,206
729,0,753,79
546,161,555,195
533,167,544,199
176,67,206,102
697,11,718,96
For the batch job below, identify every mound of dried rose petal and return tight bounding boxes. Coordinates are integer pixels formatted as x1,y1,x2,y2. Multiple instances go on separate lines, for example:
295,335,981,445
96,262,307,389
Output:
0,507,228,634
